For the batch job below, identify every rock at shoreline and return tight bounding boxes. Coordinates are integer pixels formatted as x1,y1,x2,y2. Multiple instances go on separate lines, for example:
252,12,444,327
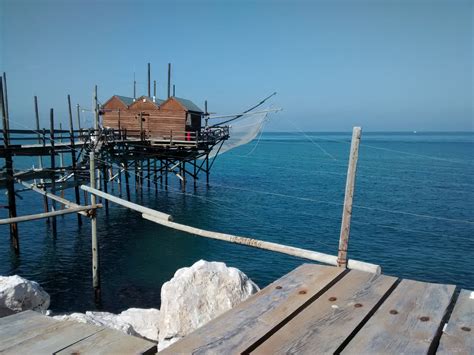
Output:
53,308,160,342
158,260,259,350
0,275,50,317
119,308,160,341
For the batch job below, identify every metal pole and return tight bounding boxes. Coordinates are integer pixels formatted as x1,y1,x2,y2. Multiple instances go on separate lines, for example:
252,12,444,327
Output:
337,127,362,268
89,152,100,299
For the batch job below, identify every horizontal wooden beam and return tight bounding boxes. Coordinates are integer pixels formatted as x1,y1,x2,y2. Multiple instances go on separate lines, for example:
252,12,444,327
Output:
16,179,92,217
80,185,172,221
0,204,101,225
141,213,381,274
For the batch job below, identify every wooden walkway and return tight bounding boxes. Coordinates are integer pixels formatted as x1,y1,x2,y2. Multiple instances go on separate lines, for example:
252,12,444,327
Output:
0,310,156,354
163,264,473,355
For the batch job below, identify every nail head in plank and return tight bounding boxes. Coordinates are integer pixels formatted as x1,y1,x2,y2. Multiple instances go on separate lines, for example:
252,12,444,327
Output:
161,264,344,354
251,270,398,355
342,279,455,355
437,289,473,355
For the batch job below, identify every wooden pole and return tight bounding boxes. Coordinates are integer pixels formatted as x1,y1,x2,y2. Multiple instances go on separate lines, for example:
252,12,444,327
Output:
0,205,101,225
50,108,57,237
124,159,131,201
68,95,82,225
89,152,100,299
206,153,209,185
34,96,49,223
102,164,109,214
337,127,362,268
153,80,156,97
147,158,150,188
3,73,10,131
76,104,82,131
147,63,151,97
164,159,168,190
1,78,19,253
167,63,171,98
173,84,175,97
141,213,380,274
42,128,50,220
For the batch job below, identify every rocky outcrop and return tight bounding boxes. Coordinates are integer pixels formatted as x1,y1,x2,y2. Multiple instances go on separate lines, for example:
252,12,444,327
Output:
158,260,259,350
0,275,50,317
53,308,160,342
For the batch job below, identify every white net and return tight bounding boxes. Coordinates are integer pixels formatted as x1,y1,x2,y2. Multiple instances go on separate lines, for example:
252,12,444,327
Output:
207,108,271,158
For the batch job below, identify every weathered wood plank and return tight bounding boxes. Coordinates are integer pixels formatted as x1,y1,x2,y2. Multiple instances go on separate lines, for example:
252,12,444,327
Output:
251,270,398,354
0,311,59,349
1,321,102,354
161,264,344,354
437,289,473,355
57,327,157,355
342,279,455,355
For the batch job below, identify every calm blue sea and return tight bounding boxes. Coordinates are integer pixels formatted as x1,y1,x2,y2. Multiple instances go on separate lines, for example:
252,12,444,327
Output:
0,131,473,313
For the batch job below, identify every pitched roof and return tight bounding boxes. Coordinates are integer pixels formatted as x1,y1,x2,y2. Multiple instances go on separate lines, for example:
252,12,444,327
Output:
173,97,203,113
115,95,135,106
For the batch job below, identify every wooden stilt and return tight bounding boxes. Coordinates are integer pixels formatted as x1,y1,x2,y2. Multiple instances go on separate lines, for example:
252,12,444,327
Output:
147,158,151,189
124,160,131,201
68,95,82,225
34,96,49,224
1,78,19,253
102,164,109,214
206,153,210,185
89,152,100,300
50,108,57,237
164,159,168,190
337,127,362,268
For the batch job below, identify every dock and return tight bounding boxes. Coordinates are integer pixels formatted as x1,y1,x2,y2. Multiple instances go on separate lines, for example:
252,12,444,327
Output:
0,310,156,354
163,264,473,355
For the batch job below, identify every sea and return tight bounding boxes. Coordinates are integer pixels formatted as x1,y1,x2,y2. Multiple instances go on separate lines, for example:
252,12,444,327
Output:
0,131,473,313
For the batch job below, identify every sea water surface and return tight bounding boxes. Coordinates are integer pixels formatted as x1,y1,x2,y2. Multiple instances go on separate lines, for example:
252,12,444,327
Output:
0,131,473,313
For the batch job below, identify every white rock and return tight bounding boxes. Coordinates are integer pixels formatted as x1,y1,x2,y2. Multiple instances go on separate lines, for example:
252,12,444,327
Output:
158,260,259,350
53,311,137,336
0,275,50,316
118,308,160,341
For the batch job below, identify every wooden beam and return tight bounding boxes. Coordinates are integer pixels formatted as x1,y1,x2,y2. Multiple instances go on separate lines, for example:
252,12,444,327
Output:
338,126,362,268
142,213,380,273
0,205,101,225
16,179,92,217
89,152,100,298
80,185,172,221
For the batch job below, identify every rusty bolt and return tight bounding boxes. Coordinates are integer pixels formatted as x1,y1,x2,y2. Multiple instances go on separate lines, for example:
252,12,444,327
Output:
389,309,398,315
354,303,363,308
275,286,282,290
298,290,307,295
328,296,337,302
419,316,430,322
461,326,471,332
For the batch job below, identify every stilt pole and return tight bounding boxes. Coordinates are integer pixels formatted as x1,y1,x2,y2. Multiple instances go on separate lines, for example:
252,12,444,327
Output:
337,127,362,268
50,108,57,237
89,152,101,300
35,96,49,223
1,78,19,253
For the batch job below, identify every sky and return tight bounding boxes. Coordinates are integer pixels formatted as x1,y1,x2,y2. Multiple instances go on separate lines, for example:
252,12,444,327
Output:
0,0,472,131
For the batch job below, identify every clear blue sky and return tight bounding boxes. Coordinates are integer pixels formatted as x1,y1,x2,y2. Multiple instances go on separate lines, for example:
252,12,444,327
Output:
0,0,472,131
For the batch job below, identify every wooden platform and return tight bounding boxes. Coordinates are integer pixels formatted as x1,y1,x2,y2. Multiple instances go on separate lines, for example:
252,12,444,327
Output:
0,310,156,354
163,264,473,355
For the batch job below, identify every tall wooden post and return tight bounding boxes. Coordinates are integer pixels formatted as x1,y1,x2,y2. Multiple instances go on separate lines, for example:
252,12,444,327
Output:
50,108,57,237
42,128,50,220
1,79,19,253
147,63,151,97
68,95,82,225
206,153,210,185
159,160,163,186
194,160,197,189
337,127,362,268
173,84,175,97
76,104,82,131
164,159,168,190
89,152,100,299
102,164,109,214
167,63,171,98
124,160,131,201
35,96,50,223
153,80,156,97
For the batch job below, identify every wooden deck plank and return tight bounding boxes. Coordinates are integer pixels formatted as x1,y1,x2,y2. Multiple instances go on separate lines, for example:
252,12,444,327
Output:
56,327,157,355
1,321,103,354
161,264,344,354
0,311,59,350
342,279,455,355
251,270,398,354
437,289,473,355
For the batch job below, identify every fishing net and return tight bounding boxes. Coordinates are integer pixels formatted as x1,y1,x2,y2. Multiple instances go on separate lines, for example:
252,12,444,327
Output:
207,108,272,158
